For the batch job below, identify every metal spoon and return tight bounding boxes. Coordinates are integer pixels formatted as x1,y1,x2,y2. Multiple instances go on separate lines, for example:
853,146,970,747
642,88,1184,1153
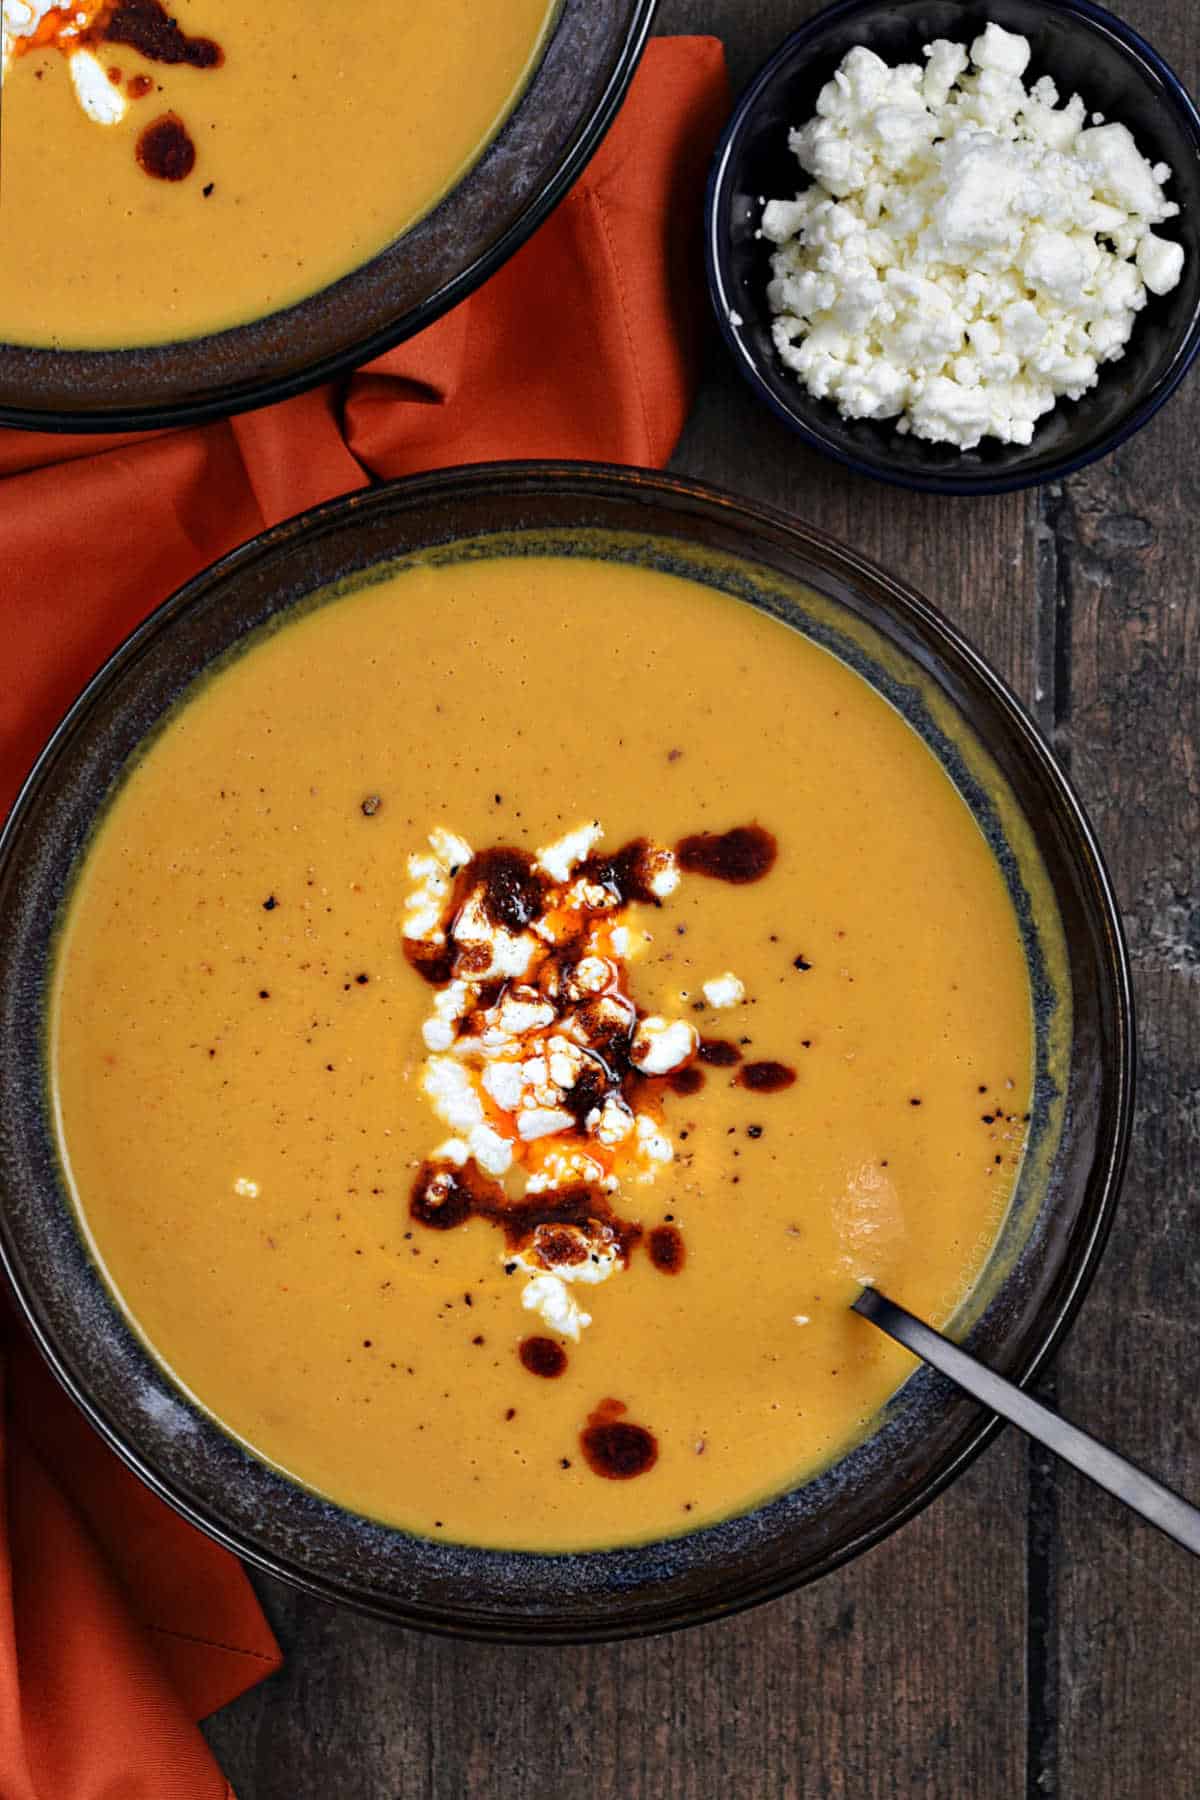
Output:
853,1285,1200,1557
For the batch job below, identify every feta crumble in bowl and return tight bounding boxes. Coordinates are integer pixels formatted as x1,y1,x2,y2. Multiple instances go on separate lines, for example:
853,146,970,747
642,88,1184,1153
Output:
706,0,1200,492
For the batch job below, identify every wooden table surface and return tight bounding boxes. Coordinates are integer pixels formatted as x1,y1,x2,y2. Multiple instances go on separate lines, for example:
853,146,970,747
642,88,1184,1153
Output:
204,4,1200,1793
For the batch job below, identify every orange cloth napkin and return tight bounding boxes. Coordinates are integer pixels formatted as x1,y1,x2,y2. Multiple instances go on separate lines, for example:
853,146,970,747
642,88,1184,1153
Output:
0,37,728,1799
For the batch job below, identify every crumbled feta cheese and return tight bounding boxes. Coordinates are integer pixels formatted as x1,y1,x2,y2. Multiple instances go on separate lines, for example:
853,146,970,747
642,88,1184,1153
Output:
1138,231,1185,297
421,1018,455,1052
403,865,448,942
645,849,681,898
969,22,1030,78
481,1060,527,1113
702,972,746,1008
68,47,127,123
404,821,757,1334
1079,122,1170,219
562,991,636,1051
468,1122,513,1177
419,1167,459,1213
565,956,613,999
763,30,1185,449
525,1151,605,1192
635,1114,674,1169
516,1107,576,1142
546,1035,583,1090
451,887,538,980
566,877,617,912
2,0,54,35
512,1227,621,1336
587,1095,635,1146
524,1224,620,1281
520,1052,550,1092
404,829,472,942
535,820,603,884
496,995,556,1036
519,1275,592,1340
421,979,473,1052
2,1,62,76
631,1016,699,1075
429,828,472,872
422,1056,484,1133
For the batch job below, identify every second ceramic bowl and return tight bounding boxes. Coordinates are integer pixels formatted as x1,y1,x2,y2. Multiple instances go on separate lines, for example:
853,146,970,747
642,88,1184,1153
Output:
0,1,655,435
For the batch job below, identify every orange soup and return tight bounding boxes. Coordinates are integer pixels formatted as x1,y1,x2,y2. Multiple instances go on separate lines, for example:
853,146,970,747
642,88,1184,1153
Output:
0,0,556,348
51,553,1045,1552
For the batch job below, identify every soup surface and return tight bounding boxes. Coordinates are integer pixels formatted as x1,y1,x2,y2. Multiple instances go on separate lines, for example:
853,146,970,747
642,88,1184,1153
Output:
0,0,555,349
52,553,1038,1552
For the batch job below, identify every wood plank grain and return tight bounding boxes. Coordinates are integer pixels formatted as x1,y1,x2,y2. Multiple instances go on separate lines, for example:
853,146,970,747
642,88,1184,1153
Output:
1049,392,1200,1800
1038,3,1200,1793
205,1445,1027,1800
204,4,1048,1794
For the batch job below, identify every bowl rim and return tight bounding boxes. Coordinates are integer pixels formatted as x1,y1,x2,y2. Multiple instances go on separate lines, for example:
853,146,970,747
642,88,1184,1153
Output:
705,0,1200,496
0,460,1136,1641
0,0,657,437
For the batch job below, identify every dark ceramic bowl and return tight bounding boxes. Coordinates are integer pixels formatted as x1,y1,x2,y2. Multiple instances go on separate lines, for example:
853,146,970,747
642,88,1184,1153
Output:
0,0,655,435
0,463,1132,1641
706,0,1200,494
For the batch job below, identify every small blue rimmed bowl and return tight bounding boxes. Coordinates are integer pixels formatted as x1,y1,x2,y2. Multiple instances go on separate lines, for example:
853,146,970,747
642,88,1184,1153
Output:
706,0,1200,495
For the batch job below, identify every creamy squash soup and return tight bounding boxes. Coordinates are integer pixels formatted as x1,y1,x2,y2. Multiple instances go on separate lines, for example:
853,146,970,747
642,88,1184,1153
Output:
50,552,1050,1552
0,0,556,348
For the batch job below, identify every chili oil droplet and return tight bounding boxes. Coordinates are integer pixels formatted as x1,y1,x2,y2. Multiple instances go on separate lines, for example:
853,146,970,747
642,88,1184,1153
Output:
580,1406,658,1480
519,1336,567,1379
102,0,224,69
136,113,195,181
675,824,777,884
666,1065,704,1097
648,1224,685,1274
738,1060,797,1093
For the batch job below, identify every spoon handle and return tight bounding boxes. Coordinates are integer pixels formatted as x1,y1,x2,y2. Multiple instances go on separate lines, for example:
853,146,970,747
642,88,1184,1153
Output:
853,1285,1200,1557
